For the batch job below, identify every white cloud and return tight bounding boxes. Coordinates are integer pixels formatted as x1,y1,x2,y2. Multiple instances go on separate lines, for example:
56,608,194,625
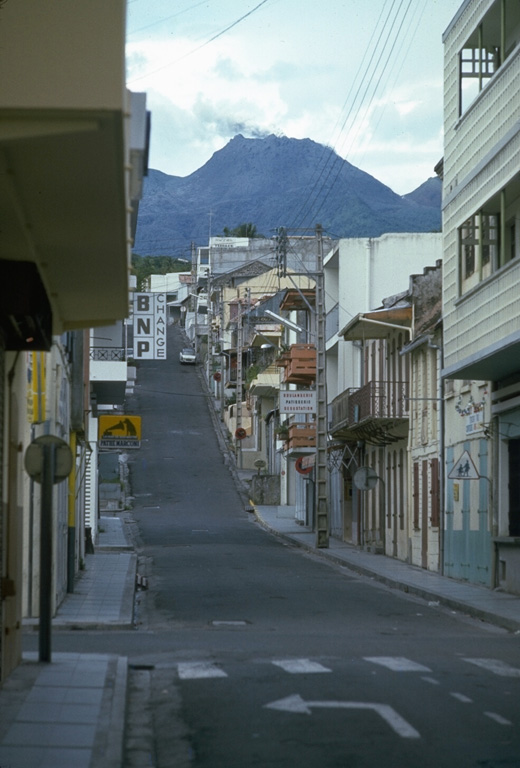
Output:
127,0,461,193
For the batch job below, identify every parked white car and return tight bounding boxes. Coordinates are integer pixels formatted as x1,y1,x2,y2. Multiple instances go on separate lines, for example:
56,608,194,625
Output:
179,347,197,364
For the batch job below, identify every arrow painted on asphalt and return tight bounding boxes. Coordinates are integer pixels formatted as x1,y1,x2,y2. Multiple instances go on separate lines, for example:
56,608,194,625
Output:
264,695,420,739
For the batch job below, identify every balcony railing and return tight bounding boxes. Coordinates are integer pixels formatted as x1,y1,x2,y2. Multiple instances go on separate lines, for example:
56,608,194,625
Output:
330,381,409,432
287,422,316,450
276,344,316,384
330,387,359,431
90,347,125,361
349,381,409,423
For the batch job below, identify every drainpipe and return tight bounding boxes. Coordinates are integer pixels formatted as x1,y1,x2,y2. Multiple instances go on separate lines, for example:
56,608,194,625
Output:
426,338,445,575
67,430,77,593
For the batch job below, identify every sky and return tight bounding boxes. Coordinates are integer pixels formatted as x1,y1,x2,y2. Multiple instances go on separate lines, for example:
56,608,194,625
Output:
126,0,462,196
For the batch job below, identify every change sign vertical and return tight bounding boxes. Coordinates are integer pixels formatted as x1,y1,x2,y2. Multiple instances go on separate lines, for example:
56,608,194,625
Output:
133,293,167,360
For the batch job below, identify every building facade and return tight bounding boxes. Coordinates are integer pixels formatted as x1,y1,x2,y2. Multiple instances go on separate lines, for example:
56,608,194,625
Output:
441,0,520,592
0,1,147,681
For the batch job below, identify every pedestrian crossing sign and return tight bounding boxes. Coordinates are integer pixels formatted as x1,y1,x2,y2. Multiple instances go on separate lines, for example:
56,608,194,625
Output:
448,450,479,480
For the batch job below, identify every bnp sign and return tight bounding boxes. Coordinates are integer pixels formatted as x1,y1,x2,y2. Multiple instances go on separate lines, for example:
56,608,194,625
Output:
133,293,167,359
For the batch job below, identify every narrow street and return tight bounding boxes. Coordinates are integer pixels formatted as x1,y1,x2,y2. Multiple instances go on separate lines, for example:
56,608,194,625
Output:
24,324,520,767
122,325,520,767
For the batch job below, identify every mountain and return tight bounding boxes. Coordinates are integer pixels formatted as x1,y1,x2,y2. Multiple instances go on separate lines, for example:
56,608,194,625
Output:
403,176,442,208
133,134,441,257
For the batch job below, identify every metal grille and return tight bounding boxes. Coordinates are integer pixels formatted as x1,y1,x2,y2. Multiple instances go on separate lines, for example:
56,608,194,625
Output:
89,347,125,361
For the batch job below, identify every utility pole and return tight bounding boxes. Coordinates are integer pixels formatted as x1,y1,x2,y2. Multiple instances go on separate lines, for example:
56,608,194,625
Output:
315,224,329,548
236,300,244,468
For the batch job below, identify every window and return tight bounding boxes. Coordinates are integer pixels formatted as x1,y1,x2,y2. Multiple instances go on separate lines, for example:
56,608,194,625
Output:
460,218,477,278
459,212,500,292
459,44,499,114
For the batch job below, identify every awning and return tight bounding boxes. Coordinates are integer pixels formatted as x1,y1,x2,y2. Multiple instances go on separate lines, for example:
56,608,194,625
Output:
339,306,412,340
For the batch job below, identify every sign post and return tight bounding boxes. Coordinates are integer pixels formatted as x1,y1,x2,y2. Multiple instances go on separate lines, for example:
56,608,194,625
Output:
25,435,73,662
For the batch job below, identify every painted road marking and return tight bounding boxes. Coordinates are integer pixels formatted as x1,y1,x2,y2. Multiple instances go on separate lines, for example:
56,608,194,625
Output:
364,657,431,673
177,662,228,679
211,620,248,626
272,659,332,674
450,692,473,703
484,712,512,726
463,658,520,678
264,695,420,739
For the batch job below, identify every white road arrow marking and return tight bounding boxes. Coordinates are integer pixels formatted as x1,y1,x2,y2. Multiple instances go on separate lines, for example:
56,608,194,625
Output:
264,695,420,739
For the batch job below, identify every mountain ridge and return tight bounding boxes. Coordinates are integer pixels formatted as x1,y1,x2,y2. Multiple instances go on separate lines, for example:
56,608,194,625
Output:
133,134,441,257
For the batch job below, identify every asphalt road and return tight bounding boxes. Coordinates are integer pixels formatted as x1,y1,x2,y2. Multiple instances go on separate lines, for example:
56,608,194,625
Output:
29,324,520,767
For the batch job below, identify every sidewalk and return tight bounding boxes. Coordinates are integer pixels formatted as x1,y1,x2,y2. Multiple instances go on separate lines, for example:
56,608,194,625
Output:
1,487,519,768
252,502,520,634
0,515,136,768
210,395,520,635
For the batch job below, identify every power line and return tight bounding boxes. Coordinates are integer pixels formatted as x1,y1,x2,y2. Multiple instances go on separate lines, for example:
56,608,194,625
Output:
128,0,272,84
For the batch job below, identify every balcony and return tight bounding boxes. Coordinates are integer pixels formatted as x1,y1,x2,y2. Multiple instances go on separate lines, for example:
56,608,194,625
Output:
276,344,316,384
287,422,316,451
330,381,409,444
248,364,280,397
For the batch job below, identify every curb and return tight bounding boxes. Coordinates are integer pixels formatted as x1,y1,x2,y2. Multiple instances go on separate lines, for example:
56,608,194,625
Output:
253,508,520,634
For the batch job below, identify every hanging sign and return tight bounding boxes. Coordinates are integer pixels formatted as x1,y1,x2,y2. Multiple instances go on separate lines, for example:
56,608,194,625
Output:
280,390,316,413
133,293,167,359
99,415,142,449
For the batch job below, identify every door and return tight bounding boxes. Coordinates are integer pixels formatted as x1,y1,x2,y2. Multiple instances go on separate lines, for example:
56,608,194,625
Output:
508,439,520,536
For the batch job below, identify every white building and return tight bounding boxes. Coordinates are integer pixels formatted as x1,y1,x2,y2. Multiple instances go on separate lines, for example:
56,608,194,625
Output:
441,0,520,591
326,233,443,546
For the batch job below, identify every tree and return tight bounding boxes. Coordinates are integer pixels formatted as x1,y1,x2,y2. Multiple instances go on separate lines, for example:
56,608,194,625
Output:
131,254,188,290
222,223,263,238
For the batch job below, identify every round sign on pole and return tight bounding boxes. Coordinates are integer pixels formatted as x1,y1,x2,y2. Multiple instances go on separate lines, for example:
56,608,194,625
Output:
295,456,313,475
353,466,379,491
25,435,73,484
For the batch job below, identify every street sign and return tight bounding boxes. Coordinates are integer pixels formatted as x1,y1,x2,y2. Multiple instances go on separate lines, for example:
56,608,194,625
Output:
279,390,316,413
133,293,167,359
354,466,379,490
448,450,479,480
24,435,73,484
99,415,142,449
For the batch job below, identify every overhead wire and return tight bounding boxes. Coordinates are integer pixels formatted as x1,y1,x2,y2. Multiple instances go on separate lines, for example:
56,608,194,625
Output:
287,0,417,233
126,0,211,39
306,0,416,229
127,0,272,84
286,0,396,229
351,1,427,174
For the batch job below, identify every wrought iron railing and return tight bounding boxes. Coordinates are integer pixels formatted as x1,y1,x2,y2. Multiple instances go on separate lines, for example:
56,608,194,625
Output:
330,381,409,429
349,381,409,422
330,387,359,430
89,347,125,361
